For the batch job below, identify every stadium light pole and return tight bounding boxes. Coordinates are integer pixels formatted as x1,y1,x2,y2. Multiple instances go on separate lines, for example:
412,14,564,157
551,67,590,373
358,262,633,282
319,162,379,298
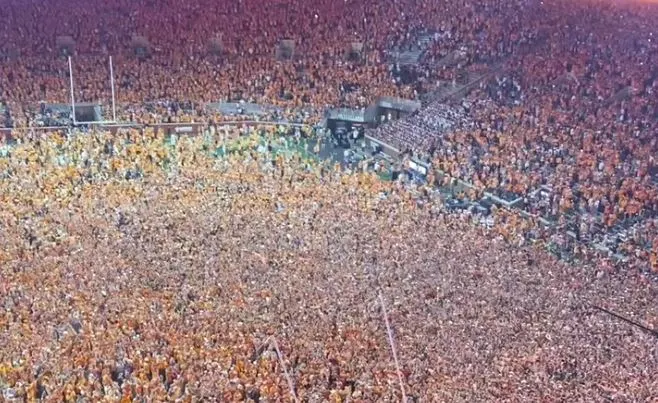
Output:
68,56,77,125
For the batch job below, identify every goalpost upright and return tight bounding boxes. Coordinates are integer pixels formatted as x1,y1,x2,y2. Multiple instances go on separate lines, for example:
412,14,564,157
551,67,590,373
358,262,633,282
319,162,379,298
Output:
109,56,117,122
68,56,77,125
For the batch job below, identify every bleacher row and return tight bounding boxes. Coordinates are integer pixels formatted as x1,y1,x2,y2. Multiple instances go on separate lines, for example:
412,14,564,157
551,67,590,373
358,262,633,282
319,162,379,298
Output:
367,0,658,270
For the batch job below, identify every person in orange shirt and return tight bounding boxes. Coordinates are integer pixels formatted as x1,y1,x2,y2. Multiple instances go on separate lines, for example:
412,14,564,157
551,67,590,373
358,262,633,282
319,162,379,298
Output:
650,252,658,273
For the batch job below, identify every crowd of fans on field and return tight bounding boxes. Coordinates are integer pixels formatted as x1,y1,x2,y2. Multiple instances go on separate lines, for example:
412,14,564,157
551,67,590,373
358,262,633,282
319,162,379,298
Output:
1,128,657,401
1,0,658,399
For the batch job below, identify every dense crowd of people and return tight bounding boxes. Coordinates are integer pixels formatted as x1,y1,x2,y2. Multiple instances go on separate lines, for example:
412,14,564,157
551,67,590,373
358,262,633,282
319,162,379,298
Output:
1,0,658,399
0,0,555,125
371,1,658,271
0,0,442,121
1,128,657,401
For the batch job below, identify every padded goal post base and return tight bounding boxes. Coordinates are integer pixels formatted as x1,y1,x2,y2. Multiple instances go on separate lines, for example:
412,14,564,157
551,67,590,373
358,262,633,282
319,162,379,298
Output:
56,35,76,56
131,35,151,58
208,36,223,55
275,39,295,61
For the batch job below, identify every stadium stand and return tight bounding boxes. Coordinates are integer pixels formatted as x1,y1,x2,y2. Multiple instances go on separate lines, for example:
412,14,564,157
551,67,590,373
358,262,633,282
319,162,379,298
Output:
0,0,657,400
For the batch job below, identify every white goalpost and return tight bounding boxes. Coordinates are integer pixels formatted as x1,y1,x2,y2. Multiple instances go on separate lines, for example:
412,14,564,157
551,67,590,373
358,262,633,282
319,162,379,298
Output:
68,55,118,125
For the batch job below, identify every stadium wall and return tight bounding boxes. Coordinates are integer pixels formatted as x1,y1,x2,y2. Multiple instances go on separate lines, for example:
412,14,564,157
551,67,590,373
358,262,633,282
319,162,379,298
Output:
0,120,312,141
